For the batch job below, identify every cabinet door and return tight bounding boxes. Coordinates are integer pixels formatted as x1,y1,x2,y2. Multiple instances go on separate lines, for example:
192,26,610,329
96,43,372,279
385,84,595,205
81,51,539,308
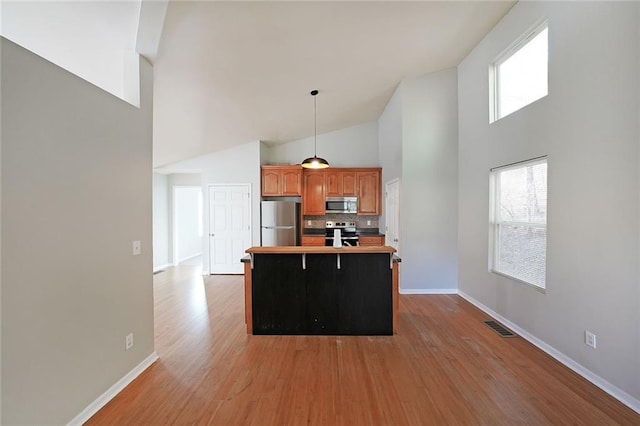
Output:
342,171,357,196
305,254,338,334
252,254,308,334
325,170,342,196
301,236,325,246
358,235,385,246
261,168,281,196
357,170,381,215
281,168,302,196
337,254,392,335
303,171,326,215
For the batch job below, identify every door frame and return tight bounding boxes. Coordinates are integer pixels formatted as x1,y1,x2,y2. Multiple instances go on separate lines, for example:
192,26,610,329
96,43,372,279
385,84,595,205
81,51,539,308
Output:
207,183,252,275
384,178,401,254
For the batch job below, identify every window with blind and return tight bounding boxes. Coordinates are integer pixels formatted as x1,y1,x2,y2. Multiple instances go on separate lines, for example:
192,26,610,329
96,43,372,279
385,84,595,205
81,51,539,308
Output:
490,157,548,290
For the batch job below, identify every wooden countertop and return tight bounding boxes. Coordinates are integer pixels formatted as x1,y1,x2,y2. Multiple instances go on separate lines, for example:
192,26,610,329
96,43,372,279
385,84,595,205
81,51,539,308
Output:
246,246,397,254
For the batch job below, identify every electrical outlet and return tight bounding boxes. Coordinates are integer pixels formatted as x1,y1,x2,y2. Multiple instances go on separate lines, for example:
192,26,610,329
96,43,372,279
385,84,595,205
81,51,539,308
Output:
585,331,596,349
125,333,134,351
132,240,141,256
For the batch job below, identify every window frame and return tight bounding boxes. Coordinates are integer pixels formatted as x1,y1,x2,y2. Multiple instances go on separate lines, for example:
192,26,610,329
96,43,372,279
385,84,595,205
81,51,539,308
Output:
489,19,549,123
489,156,548,292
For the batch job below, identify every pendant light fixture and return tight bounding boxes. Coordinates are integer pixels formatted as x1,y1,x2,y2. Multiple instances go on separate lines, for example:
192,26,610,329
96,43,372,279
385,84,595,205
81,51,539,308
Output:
301,89,329,169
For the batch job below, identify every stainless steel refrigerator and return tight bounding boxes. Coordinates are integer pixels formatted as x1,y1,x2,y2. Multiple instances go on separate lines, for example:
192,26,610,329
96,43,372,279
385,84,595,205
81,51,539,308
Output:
260,201,300,246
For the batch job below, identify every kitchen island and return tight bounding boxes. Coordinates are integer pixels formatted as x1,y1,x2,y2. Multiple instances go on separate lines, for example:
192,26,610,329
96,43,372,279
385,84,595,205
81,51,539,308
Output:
242,246,400,335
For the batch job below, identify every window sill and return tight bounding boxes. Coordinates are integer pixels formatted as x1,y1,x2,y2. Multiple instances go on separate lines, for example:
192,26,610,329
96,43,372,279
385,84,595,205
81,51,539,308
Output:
490,269,546,294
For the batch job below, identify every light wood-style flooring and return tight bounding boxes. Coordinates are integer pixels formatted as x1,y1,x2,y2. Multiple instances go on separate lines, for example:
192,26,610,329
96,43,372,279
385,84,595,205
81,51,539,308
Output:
87,265,639,425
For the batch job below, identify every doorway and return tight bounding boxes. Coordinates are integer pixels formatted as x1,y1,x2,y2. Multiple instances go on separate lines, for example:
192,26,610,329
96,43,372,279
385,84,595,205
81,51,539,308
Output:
385,178,400,253
172,186,203,268
208,184,251,274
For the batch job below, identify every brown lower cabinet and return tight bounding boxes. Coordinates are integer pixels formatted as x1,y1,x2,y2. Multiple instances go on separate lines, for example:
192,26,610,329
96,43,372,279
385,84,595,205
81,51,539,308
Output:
359,235,385,246
301,236,325,246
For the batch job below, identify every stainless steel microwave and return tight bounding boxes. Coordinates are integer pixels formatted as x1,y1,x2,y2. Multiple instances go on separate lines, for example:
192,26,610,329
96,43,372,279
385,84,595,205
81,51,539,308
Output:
325,197,358,214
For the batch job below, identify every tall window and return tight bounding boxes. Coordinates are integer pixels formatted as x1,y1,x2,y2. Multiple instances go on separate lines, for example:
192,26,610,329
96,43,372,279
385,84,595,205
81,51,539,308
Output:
490,157,547,290
491,21,548,122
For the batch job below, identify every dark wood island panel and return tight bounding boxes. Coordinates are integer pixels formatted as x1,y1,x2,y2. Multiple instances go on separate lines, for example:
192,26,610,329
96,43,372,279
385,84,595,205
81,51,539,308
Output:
242,246,400,335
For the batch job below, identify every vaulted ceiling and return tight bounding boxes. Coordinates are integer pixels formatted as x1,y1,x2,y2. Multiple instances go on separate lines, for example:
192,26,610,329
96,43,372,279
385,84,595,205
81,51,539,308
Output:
2,1,515,167
152,1,515,167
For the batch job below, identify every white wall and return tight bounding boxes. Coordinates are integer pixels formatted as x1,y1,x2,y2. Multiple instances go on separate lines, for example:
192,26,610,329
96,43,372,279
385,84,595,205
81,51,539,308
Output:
378,88,403,186
1,37,155,424
400,70,459,292
168,173,201,187
1,1,142,106
458,1,639,401
159,141,261,274
377,85,403,239
377,70,459,293
153,172,170,270
264,121,379,167
637,5,640,397
0,38,3,420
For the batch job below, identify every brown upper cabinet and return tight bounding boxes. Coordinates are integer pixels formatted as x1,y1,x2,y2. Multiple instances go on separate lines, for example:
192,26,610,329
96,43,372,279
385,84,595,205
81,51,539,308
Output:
302,170,326,215
301,167,381,216
356,169,381,215
261,165,302,196
325,170,357,197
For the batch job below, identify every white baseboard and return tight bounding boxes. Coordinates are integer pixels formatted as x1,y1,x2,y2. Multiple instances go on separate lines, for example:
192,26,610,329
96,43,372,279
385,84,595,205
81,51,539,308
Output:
67,351,159,426
457,291,640,415
153,263,171,273
399,288,457,295
177,252,202,264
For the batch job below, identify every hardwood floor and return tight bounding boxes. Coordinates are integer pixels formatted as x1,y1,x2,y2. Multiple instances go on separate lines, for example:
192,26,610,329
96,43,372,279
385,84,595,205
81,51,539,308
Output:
86,266,639,425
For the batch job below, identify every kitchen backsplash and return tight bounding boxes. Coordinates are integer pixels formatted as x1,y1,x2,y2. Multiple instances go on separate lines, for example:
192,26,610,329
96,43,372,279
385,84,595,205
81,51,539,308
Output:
304,214,379,229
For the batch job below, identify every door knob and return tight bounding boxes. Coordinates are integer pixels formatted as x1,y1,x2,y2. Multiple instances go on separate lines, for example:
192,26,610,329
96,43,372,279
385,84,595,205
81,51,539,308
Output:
210,233,215,237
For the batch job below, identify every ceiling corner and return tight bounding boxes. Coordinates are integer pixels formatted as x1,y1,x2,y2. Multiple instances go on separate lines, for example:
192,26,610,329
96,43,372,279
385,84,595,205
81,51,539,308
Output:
136,0,168,65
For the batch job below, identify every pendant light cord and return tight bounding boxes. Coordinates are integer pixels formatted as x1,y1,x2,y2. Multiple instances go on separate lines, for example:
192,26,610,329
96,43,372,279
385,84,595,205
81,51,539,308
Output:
313,91,318,156
301,89,328,168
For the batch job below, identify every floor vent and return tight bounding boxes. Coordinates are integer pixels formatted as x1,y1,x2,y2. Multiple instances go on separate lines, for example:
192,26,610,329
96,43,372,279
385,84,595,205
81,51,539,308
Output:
484,320,518,338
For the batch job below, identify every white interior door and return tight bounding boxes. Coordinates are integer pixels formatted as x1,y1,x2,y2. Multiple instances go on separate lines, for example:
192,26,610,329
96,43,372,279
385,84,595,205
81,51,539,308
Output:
209,184,251,274
385,179,400,253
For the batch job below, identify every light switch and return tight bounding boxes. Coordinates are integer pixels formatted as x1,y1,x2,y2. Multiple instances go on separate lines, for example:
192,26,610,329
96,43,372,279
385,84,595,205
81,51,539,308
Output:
132,240,141,256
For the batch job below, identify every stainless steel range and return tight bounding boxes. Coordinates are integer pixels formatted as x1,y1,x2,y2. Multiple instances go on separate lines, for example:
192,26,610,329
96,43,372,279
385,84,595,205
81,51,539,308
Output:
325,221,359,247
